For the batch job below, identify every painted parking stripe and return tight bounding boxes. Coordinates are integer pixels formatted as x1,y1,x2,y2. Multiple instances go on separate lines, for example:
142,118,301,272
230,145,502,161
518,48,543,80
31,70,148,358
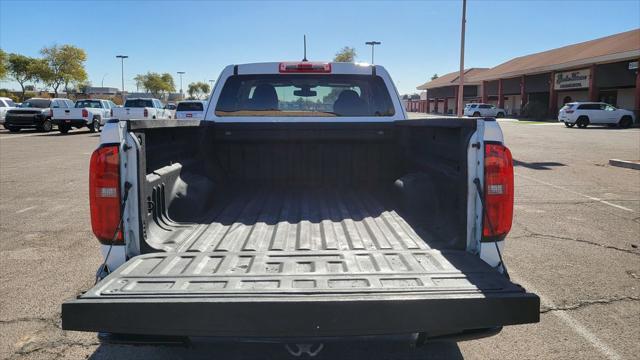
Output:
0,133,42,140
516,278,622,360
16,206,37,214
516,173,634,212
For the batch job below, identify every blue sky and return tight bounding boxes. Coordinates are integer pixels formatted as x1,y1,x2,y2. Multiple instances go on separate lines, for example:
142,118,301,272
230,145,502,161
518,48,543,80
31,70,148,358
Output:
1,0,639,95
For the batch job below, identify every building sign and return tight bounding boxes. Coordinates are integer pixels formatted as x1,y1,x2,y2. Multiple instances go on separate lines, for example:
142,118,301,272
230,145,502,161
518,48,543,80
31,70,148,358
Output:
554,69,590,90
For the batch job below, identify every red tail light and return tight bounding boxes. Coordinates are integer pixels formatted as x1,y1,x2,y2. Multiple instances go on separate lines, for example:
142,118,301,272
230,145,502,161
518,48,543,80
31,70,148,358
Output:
49,109,53,117
482,143,514,241
89,145,122,244
279,62,331,73
143,108,148,117
82,108,88,118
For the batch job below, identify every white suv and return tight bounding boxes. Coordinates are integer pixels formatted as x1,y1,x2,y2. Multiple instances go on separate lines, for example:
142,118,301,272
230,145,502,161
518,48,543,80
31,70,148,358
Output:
464,103,506,118
558,102,635,128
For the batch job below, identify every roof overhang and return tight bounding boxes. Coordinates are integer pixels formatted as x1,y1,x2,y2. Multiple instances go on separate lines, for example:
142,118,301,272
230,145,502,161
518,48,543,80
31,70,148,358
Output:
469,50,640,82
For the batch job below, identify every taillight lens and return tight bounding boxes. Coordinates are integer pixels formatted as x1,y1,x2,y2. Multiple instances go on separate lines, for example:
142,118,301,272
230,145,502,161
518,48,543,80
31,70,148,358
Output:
143,108,148,117
82,108,88,118
49,109,53,117
482,143,514,241
89,145,122,244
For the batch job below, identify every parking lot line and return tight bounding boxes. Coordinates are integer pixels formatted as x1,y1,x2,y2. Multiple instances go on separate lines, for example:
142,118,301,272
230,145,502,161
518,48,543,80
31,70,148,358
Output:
16,206,37,214
516,173,634,212
0,133,42,140
514,278,622,360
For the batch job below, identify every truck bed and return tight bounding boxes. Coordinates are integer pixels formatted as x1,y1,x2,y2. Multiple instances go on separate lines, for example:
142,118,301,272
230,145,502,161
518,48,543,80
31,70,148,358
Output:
163,186,432,253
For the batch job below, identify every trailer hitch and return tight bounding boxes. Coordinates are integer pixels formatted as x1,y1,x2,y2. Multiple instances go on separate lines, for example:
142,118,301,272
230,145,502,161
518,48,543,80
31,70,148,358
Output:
284,343,324,357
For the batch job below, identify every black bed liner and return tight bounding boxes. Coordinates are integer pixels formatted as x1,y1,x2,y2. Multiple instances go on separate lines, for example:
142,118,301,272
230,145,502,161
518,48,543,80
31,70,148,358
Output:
63,185,539,336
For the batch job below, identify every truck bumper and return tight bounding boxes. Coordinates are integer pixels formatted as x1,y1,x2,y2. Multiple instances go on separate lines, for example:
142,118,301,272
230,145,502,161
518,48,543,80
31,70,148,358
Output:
52,119,88,127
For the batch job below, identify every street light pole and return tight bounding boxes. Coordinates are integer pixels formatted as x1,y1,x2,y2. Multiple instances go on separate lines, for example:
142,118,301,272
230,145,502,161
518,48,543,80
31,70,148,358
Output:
365,41,381,64
457,0,467,117
177,71,185,100
116,55,128,99
101,73,108,87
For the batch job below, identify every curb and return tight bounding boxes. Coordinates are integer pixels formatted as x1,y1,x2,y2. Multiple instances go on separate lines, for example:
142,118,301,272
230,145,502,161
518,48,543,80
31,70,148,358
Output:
609,159,640,170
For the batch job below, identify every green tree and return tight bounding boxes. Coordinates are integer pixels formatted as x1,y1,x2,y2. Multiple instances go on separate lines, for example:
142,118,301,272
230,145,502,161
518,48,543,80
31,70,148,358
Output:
136,72,176,98
0,49,7,80
334,46,357,62
187,81,211,99
134,74,147,92
431,73,439,80
7,53,43,101
40,44,88,96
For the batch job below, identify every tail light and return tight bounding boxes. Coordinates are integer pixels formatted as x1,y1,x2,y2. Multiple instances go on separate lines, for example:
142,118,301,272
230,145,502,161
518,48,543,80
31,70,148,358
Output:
482,143,514,242
89,145,122,244
279,62,331,73
82,109,89,118
49,109,53,117
143,108,148,117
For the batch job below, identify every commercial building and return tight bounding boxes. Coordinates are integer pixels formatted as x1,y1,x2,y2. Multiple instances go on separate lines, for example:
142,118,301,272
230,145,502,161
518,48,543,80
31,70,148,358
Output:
410,29,640,119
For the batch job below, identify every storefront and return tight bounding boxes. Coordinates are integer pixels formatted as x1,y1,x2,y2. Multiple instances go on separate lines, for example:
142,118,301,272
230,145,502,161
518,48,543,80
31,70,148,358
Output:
411,29,640,121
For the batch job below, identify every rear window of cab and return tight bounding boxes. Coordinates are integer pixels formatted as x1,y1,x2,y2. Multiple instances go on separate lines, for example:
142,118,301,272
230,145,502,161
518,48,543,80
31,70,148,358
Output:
215,74,395,117
177,102,204,111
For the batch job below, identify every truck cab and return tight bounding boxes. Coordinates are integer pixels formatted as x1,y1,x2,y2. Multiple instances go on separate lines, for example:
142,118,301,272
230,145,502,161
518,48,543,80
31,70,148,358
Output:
62,62,539,343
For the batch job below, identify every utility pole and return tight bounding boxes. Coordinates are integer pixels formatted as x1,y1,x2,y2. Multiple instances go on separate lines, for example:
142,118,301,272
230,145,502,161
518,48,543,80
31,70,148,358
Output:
365,41,381,64
177,71,185,100
457,0,467,117
116,55,128,99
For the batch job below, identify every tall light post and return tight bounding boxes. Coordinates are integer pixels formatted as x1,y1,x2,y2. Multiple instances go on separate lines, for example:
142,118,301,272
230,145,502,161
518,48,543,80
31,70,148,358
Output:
116,55,128,99
177,71,185,100
365,41,381,64
101,73,108,87
457,0,467,117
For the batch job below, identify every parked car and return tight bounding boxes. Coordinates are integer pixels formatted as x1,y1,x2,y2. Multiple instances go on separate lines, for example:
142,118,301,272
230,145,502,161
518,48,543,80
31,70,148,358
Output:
175,100,207,119
4,98,74,132
558,102,635,128
62,61,539,344
52,99,117,134
165,102,177,118
111,98,172,120
464,103,506,118
0,97,17,126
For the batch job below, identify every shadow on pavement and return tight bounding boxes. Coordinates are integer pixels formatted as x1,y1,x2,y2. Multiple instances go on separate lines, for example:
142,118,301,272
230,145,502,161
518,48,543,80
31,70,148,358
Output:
88,339,463,360
513,159,566,170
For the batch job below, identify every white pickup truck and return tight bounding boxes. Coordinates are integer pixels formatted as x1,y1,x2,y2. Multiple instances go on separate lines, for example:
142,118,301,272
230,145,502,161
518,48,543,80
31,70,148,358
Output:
112,98,173,120
63,62,539,347
52,99,116,134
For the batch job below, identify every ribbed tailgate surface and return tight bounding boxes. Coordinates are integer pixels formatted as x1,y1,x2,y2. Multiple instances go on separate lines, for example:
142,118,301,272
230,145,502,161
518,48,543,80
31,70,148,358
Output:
81,250,521,298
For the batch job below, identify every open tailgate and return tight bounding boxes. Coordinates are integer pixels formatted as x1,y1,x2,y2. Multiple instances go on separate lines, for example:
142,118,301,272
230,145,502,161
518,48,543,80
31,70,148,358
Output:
62,250,539,337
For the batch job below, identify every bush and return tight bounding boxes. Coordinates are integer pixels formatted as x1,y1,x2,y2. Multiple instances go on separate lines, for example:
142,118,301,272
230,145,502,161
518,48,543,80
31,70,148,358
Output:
522,101,547,120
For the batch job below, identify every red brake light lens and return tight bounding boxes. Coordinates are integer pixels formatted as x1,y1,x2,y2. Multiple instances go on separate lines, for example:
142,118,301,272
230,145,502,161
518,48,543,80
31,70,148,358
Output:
483,143,514,241
279,62,331,73
89,145,122,244
82,108,89,118
143,108,148,117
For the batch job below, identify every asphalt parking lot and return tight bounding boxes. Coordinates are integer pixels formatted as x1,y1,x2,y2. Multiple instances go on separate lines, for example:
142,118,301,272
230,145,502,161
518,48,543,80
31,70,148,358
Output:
1,120,639,360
